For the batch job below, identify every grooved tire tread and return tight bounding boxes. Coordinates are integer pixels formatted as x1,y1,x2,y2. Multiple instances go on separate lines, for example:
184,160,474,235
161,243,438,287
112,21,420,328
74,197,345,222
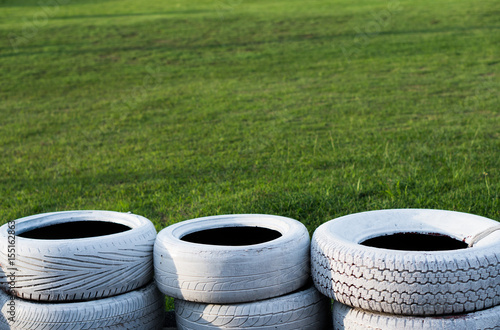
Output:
174,285,332,329
333,301,500,330
310,209,500,316
0,282,165,330
0,211,157,302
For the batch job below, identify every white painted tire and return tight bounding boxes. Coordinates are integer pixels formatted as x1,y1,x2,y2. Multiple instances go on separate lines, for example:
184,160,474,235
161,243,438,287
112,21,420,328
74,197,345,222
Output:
174,284,332,329
154,214,310,304
311,209,500,316
0,282,165,329
0,211,157,301
332,301,500,330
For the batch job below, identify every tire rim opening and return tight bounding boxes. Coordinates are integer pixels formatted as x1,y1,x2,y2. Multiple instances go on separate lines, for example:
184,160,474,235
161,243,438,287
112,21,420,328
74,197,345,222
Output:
181,226,282,246
360,232,468,251
18,221,132,239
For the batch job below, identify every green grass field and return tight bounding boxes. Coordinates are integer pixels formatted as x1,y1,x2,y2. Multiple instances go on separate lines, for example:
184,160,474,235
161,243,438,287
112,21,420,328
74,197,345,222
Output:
1,0,498,234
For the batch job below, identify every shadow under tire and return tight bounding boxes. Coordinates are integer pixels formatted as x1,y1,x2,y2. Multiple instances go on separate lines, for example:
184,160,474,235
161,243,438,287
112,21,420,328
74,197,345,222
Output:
154,214,311,304
311,209,500,316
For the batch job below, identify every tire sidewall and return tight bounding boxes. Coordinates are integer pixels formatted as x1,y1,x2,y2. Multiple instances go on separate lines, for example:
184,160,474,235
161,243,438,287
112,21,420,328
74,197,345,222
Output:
0,211,157,301
154,214,311,303
311,209,500,315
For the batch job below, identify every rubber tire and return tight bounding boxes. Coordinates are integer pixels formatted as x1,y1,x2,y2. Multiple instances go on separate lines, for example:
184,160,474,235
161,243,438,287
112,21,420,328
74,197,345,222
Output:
333,301,500,330
0,211,157,302
0,282,165,330
154,214,310,304
174,284,332,329
311,209,500,316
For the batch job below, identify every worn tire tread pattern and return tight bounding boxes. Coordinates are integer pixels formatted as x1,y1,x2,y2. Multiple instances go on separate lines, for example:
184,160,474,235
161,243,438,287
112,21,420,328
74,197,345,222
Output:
155,247,309,297
0,282,165,330
333,301,500,330
174,285,331,329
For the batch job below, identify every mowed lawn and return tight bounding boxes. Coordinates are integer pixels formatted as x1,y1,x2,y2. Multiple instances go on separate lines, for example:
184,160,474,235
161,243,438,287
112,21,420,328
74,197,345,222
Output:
0,0,499,233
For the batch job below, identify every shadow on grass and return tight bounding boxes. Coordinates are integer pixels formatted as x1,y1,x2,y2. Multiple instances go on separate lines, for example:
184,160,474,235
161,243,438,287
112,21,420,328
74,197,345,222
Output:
0,163,234,223
53,10,214,20
0,163,389,232
0,0,114,7
2,24,499,59
229,190,350,235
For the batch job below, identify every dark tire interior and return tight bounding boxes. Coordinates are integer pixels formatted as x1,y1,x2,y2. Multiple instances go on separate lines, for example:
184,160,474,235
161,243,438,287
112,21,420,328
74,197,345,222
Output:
181,226,282,246
361,232,467,251
18,221,131,239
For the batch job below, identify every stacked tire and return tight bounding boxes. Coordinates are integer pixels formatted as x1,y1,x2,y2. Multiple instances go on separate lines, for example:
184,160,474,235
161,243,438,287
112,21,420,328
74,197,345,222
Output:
310,209,500,330
154,214,332,329
0,211,165,329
